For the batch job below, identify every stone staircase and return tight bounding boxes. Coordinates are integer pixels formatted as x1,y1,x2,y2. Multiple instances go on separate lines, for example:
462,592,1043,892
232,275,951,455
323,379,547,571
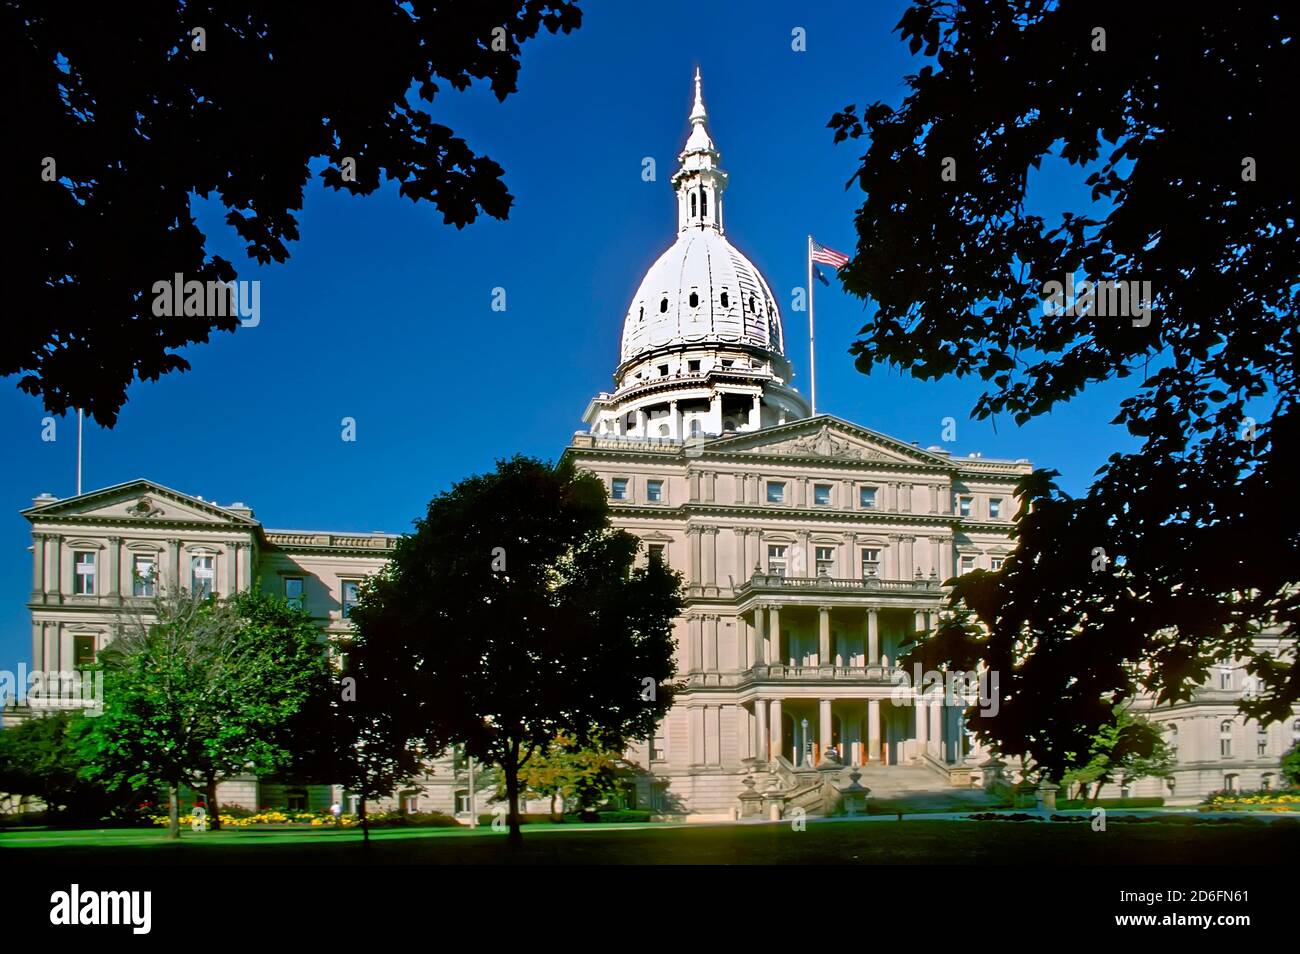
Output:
741,758,988,818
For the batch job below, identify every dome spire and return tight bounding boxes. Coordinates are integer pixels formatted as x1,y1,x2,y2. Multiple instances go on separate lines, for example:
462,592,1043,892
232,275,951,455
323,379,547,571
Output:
689,66,707,125
673,67,726,232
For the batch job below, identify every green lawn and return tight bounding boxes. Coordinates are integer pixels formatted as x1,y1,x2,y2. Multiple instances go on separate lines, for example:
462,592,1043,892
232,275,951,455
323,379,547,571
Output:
2,817,1297,864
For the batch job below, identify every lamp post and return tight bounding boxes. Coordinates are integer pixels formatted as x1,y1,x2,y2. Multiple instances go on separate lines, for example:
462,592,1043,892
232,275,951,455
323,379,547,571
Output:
800,717,809,768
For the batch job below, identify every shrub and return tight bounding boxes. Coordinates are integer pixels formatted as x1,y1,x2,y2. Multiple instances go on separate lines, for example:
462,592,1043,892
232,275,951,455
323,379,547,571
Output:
594,809,653,823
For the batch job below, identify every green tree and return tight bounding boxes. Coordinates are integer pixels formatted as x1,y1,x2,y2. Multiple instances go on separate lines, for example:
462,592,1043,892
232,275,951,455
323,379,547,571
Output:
1060,708,1175,803
3,0,581,425
86,588,331,837
0,710,141,822
518,732,625,818
831,0,1299,781
349,456,682,847
1282,744,1300,788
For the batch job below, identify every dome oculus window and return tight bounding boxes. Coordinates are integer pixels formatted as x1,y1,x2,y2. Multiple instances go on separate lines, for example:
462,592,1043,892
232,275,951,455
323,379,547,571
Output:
689,292,699,308
720,292,729,308
659,297,668,313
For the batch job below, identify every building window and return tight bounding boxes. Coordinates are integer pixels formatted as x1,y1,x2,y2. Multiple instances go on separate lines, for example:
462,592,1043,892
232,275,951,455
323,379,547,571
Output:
650,735,666,762
989,498,1002,519
611,478,628,500
813,484,832,506
768,545,788,577
688,359,701,373
690,193,697,216
861,548,881,578
721,358,733,368
700,188,707,217
958,496,973,517
1257,726,1269,757
859,486,877,509
1167,724,1179,759
73,551,96,595
402,794,419,814
960,555,976,575
1224,773,1239,793
73,634,96,666
815,546,836,577
648,544,666,565
1262,773,1274,791
660,297,668,313
341,580,361,618
646,479,664,502
285,576,304,610
990,557,1004,571
286,789,308,811
719,292,729,309
190,555,215,597
688,292,699,308
1220,721,1234,758
657,364,669,376
1219,667,1232,690
766,481,786,504
132,554,156,597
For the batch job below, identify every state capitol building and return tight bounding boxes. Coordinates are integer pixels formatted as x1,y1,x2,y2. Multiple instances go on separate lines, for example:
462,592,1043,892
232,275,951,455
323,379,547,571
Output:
11,74,1297,819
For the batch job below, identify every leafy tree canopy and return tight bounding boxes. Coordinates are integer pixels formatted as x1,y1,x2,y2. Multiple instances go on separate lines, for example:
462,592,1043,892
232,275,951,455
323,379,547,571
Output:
836,0,1299,781
348,456,682,844
3,0,581,425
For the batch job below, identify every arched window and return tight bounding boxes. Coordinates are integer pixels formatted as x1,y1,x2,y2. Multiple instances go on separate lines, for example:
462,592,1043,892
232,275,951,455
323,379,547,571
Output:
638,305,644,322
689,291,699,308
749,295,756,311
700,187,708,217
720,291,729,308
1220,721,1234,758
660,297,668,313
690,193,697,217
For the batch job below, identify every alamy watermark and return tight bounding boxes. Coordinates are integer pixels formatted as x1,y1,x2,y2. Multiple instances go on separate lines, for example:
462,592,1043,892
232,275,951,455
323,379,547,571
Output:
0,666,104,715
889,663,1000,717
151,274,260,327
1042,272,1152,327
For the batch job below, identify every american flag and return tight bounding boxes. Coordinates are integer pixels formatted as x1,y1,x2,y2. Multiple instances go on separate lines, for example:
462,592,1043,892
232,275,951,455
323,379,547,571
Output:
810,237,849,270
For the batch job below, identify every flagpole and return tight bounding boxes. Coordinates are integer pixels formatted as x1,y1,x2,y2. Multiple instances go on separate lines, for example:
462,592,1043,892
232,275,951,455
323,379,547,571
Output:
807,234,817,416
77,408,83,496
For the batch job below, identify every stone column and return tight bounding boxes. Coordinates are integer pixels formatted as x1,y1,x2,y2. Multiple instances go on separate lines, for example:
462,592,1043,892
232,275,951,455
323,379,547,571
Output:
749,393,761,430
689,706,704,766
756,699,769,762
688,527,702,585
688,616,702,672
752,606,766,665
669,399,680,440
737,614,750,670
915,609,928,639
868,700,881,763
769,699,783,763
914,693,928,756
166,538,181,592
50,535,62,599
819,699,833,763
818,606,831,667
930,484,940,514
31,620,44,672
636,407,648,437
31,533,45,599
901,535,915,580
238,541,253,591
940,536,953,582
708,392,722,434
930,699,944,759
703,527,717,587
867,608,880,665
769,605,781,664
106,536,121,600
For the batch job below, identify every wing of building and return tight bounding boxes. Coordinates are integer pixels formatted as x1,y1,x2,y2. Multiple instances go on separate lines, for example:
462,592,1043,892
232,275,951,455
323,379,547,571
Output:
6,72,1297,819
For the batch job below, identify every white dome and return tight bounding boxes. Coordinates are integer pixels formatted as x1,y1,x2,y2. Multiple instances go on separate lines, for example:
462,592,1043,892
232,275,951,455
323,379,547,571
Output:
620,228,785,364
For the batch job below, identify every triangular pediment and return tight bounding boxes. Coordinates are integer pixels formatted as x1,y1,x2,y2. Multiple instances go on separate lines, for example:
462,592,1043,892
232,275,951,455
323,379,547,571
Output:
701,415,949,465
22,479,258,527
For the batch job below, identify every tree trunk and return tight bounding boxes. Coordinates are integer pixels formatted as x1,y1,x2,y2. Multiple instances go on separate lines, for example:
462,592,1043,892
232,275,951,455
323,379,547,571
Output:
167,783,180,840
359,797,369,845
550,792,559,822
1091,780,1105,804
505,748,523,849
205,776,221,830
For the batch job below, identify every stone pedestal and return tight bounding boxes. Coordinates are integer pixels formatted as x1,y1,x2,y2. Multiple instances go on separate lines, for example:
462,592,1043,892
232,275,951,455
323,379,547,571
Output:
737,777,764,818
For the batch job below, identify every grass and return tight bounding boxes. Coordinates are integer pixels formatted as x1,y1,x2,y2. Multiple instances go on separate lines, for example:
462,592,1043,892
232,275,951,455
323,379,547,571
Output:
2,816,1297,864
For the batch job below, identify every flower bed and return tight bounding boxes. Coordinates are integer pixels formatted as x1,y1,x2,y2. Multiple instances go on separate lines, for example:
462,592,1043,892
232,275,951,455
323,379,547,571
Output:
1200,789,1300,812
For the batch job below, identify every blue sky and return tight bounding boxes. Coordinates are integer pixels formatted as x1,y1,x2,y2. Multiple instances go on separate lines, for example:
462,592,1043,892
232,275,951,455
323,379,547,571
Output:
1,0,1142,667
